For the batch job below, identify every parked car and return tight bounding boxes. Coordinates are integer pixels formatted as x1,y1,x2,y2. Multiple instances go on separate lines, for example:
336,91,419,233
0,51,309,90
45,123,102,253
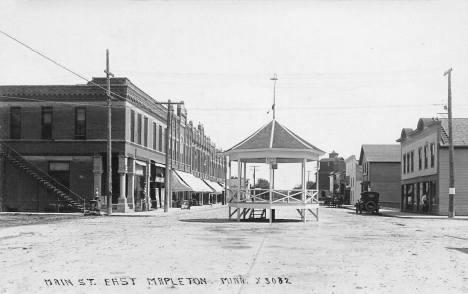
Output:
355,191,380,214
181,200,191,210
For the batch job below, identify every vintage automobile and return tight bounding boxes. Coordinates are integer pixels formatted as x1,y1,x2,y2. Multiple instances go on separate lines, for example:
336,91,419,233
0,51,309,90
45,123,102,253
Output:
181,200,191,210
355,191,380,214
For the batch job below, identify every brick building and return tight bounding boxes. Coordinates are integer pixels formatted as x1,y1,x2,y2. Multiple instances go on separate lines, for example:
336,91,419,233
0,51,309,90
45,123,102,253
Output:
397,118,468,215
0,77,226,212
317,150,345,200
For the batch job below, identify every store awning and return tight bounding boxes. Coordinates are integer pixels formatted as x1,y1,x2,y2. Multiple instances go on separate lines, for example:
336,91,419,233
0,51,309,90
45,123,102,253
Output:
203,180,224,194
172,171,192,192
173,170,213,193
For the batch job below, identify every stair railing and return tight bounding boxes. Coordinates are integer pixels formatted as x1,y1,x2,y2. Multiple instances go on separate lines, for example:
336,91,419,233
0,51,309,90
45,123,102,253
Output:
0,141,85,209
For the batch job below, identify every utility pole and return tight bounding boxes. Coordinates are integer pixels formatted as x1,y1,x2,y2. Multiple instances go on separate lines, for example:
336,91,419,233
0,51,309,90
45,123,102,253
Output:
105,49,114,215
164,100,172,213
444,68,455,218
251,166,259,188
160,100,184,213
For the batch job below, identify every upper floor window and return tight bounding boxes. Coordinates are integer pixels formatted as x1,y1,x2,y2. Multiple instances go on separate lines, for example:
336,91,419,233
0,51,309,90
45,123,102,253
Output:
42,107,53,139
153,122,157,150
163,128,167,153
424,145,428,169
406,153,410,173
418,147,422,170
137,113,142,145
143,117,148,147
130,110,135,143
410,151,414,172
159,126,163,152
75,107,86,139
10,107,21,139
430,143,435,167
403,154,406,174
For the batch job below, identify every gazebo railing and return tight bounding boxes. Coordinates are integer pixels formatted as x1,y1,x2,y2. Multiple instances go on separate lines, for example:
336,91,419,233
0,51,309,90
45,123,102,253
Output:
228,188,318,204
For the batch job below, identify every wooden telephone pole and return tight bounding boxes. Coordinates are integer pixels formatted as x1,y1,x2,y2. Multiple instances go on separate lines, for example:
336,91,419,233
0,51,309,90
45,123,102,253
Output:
105,50,114,215
250,166,259,188
160,100,184,213
444,68,455,218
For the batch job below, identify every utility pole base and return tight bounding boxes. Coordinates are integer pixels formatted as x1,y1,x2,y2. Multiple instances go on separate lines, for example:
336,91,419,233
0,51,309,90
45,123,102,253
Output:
117,198,131,213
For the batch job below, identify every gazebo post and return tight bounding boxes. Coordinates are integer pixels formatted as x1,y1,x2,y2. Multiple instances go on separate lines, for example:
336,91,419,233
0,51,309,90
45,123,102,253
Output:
237,159,241,222
303,158,307,222
316,160,320,220
269,164,273,223
228,158,232,219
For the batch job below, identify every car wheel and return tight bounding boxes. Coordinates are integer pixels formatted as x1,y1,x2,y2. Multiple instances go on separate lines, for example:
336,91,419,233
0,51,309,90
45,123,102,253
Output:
365,201,376,212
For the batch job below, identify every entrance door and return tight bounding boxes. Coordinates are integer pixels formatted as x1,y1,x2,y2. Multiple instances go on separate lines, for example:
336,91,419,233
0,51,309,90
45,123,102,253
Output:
49,162,70,189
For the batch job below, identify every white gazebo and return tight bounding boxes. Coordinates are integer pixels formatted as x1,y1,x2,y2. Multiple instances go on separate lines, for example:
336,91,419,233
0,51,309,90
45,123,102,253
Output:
224,119,325,223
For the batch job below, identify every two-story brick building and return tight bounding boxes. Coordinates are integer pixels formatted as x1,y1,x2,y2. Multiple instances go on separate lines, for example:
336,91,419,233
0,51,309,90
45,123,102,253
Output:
397,117,468,215
359,144,401,208
0,77,226,213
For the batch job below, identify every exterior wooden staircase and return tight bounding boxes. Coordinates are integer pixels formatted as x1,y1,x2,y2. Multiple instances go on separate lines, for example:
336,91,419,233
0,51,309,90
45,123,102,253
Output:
1,142,85,212
249,209,266,219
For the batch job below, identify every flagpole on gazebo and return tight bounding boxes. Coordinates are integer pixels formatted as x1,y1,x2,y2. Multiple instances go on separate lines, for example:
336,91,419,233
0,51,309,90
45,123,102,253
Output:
270,73,278,119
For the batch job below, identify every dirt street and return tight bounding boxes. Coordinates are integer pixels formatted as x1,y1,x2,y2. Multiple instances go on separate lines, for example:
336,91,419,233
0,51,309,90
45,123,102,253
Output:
0,206,467,294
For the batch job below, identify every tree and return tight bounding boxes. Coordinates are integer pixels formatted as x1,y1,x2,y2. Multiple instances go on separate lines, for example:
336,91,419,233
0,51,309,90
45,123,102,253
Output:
293,181,315,190
255,178,270,189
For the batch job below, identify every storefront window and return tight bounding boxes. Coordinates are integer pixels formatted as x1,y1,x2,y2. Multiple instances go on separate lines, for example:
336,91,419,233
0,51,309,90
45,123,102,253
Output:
134,164,146,211
416,182,422,211
404,184,414,211
430,181,437,213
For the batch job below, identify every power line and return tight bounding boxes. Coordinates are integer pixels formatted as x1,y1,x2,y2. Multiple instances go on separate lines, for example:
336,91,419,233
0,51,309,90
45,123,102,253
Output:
0,29,168,105
0,94,449,113
0,30,124,99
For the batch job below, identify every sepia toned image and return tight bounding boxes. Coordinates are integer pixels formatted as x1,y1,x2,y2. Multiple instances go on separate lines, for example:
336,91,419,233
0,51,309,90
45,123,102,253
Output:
0,1,468,293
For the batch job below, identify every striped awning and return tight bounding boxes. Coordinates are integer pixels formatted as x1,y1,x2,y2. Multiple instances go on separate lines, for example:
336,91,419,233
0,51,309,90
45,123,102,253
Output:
173,170,213,193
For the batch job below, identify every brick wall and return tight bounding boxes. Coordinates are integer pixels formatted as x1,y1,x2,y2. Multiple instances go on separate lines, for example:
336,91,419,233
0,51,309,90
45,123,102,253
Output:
0,102,126,141
2,156,93,212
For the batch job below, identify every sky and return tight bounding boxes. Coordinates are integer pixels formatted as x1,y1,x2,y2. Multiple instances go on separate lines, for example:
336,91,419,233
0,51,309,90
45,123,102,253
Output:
1,0,467,189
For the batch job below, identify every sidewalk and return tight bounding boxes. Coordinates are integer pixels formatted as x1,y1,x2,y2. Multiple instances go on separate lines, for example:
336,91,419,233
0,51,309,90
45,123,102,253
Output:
0,203,226,217
340,204,468,219
107,203,225,217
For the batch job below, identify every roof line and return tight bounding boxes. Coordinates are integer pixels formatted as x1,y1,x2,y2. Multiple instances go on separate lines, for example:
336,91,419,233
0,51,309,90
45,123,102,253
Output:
225,120,271,151
277,121,314,149
269,119,275,148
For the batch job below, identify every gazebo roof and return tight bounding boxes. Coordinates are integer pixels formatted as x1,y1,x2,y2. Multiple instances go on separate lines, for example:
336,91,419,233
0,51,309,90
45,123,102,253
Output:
224,120,325,163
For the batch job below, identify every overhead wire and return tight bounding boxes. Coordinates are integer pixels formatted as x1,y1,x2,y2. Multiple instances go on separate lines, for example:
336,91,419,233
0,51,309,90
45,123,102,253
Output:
0,94,448,113
0,30,456,118
0,29,168,105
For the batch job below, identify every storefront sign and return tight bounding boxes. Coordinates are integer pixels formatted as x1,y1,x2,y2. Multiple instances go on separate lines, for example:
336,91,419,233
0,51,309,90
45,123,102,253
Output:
266,157,276,164
155,177,165,183
135,164,145,176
